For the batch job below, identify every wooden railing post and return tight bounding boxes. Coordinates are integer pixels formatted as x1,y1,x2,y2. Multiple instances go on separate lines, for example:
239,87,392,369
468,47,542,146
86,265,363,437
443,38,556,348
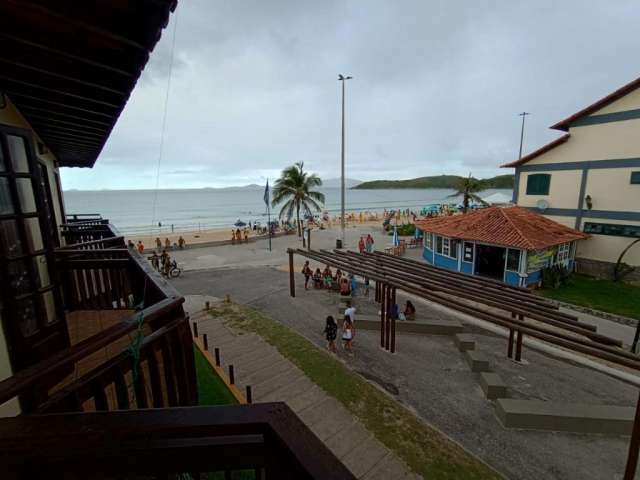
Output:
515,313,524,362
246,385,253,404
385,285,391,351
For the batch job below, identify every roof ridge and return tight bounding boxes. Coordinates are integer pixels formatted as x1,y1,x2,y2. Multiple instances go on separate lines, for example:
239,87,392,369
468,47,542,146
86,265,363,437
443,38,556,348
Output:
498,207,535,250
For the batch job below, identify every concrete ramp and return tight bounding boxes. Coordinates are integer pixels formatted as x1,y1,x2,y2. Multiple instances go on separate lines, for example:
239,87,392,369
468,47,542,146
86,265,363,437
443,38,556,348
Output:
496,398,635,435
356,315,463,335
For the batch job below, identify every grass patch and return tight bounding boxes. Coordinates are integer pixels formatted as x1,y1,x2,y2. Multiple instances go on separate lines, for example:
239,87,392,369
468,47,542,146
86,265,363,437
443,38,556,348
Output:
540,274,640,321
194,346,238,406
209,302,501,480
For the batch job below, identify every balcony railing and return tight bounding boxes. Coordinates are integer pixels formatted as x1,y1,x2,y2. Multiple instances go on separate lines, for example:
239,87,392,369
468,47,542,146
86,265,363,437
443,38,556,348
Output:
0,217,354,479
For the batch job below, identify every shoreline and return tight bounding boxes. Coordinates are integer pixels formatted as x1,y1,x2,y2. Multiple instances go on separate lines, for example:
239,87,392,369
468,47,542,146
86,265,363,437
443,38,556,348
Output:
125,214,412,248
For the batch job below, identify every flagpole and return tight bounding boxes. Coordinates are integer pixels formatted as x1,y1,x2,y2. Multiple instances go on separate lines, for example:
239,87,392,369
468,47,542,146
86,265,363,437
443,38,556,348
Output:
265,179,272,252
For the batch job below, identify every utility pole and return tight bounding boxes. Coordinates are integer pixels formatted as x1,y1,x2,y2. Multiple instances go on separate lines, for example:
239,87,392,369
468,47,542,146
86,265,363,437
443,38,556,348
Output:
518,112,530,159
338,74,352,248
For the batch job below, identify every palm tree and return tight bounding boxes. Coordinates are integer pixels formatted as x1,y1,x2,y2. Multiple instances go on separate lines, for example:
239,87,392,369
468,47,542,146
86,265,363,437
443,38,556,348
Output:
271,162,325,237
448,174,487,213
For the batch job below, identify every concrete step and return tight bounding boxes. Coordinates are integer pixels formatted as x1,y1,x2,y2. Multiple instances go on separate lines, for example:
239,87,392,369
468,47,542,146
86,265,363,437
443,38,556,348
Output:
495,398,635,435
479,372,507,400
342,435,391,479
465,350,490,372
454,333,475,352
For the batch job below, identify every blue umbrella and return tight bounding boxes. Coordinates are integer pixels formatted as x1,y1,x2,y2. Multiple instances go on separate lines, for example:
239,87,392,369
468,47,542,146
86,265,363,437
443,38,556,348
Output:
392,225,400,247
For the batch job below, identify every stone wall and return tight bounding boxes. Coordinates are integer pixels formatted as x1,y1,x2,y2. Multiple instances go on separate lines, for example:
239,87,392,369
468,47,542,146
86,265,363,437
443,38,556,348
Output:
575,257,640,284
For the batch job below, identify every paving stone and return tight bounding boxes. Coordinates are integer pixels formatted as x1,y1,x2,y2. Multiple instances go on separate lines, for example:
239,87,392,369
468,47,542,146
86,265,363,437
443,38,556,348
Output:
251,368,306,399
260,375,316,403
362,453,413,480
310,409,356,442
285,384,326,412
342,435,390,478
454,333,476,352
324,421,372,459
465,350,490,372
479,372,507,400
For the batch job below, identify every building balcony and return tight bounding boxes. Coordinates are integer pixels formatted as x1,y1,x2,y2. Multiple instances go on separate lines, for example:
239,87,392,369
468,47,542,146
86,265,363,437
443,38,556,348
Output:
0,216,353,479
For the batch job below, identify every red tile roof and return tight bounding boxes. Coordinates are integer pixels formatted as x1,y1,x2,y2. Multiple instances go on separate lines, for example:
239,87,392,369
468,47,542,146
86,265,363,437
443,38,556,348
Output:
415,207,588,250
551,75,640,131
501,134,570,168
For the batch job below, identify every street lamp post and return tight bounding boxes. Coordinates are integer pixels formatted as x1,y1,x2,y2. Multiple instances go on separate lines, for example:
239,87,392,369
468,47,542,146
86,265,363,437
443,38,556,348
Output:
338,74,352,248
518,112,530,159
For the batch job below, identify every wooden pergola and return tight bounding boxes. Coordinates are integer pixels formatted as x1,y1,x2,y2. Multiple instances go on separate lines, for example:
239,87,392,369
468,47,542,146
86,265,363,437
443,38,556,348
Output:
287,248,640,478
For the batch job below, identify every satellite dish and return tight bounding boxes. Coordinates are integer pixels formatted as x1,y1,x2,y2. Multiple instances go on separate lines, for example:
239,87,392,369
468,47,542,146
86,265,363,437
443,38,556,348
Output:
536,199,549,212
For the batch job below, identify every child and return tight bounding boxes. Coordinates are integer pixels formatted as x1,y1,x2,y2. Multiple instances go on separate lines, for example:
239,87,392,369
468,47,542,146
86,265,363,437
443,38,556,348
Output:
324,316,338,352
342,316,354,352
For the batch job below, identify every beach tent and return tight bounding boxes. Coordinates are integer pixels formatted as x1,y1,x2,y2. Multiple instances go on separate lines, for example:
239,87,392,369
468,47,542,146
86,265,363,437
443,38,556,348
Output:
482,192,512,205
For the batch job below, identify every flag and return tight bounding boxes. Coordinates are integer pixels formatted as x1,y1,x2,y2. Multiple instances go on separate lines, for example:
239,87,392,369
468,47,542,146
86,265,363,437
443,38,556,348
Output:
263,180,270,207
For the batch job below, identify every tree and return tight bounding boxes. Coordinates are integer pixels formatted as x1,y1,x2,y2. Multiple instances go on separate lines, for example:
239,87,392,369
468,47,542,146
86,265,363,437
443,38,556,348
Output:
447,174,487,213
614,238,640,282
271,162,325,237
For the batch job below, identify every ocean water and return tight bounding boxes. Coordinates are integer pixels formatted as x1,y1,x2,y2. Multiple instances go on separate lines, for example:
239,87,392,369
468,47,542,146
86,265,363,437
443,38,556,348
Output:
63,187,513,235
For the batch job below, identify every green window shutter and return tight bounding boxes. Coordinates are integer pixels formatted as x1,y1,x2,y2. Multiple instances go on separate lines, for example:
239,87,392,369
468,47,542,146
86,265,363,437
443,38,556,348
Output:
526,174,551,195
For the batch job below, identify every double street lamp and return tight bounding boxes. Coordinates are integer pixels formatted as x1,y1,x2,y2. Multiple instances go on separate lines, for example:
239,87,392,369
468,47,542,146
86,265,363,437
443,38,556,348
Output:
338,74,352,247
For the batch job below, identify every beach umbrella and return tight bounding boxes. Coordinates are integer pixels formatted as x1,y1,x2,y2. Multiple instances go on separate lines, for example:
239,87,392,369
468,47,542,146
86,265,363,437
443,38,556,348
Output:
234,220,246,227
392,225,400,247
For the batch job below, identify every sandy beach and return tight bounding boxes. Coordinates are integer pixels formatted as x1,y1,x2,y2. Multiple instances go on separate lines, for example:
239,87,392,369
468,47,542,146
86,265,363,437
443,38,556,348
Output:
126,212,413,249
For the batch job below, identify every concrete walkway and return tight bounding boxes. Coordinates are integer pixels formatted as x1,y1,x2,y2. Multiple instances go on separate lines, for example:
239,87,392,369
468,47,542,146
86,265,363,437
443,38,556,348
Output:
184,295,421,480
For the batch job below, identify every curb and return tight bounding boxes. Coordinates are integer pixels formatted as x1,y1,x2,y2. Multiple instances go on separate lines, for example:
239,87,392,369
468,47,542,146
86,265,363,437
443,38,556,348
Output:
548,299,638,327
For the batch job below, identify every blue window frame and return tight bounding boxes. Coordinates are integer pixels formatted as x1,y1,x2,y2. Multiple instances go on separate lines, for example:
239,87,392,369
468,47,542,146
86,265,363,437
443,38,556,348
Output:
526,174,551,195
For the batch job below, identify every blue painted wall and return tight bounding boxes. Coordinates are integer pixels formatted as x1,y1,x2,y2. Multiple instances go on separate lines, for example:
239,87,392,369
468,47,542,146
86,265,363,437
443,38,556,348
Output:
434,253,458,271
504,271,521,286
423,246,434,264
525,270,542,286
461,261,473,274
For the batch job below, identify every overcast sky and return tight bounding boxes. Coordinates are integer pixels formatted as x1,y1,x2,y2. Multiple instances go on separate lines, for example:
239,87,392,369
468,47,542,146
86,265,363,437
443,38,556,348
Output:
60,0,639,190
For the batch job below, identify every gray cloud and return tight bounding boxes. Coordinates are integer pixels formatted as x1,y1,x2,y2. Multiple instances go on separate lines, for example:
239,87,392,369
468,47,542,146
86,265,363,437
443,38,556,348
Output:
62,0,640,190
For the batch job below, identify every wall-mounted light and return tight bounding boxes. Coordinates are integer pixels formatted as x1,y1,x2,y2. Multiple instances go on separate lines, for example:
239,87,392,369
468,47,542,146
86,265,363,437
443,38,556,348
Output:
0,91,6,109
585,194,593,210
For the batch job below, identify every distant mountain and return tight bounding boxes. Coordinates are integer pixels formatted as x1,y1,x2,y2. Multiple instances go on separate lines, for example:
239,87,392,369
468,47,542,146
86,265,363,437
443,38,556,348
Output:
353,174,514,190
322,178,362,188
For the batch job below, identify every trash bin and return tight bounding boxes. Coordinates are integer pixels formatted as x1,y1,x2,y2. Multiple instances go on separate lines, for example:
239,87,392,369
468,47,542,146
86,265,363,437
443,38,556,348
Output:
336,239,343,249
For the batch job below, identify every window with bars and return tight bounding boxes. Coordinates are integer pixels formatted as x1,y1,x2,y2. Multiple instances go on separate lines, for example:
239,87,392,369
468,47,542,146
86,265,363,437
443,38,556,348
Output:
526,173,551,195
556,242,571,263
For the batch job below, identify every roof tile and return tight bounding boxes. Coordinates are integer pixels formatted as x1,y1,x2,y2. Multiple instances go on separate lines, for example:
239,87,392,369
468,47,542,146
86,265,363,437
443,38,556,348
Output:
415,207,588,250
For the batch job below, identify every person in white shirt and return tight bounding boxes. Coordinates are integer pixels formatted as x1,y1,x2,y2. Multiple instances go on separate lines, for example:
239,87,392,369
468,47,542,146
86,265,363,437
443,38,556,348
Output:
344,301,356,324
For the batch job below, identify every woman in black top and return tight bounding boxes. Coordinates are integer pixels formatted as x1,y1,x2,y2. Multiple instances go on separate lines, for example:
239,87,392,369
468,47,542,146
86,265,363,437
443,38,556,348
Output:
324,316,338,352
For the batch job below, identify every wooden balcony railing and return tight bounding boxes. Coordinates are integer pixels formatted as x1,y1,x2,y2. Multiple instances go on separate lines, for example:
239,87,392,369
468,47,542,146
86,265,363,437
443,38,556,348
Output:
0,221,195,413
0,219,354,479
0,403,356,480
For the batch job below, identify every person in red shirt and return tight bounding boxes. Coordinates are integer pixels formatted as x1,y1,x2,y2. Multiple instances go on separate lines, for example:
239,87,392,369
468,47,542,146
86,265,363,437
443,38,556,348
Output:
358,236,365,254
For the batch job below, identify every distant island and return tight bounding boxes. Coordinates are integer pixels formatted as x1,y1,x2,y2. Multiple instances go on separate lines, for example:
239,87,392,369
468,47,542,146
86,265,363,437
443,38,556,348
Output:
352,174,513,190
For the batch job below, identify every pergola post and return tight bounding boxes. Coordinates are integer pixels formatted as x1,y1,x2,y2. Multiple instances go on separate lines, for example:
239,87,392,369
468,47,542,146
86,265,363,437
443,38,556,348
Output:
385,285,392,351
508,312,516,359
515,313,524,361
380,283,386,348
288,249,295,298
624,390,640,480
391,287,397,353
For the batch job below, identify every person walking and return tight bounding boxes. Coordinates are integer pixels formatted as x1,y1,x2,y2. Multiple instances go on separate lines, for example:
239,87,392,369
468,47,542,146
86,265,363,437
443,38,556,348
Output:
301,261,312,290
358,236,365,254
137,241,145,254
366,234,374,253
344,301,356,324
324,316,338,352
342,316,355,353
155,237,162,251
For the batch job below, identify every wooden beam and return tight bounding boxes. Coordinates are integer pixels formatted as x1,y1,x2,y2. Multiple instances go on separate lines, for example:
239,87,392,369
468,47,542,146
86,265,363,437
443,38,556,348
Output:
18,105,114,128
6,91,116,119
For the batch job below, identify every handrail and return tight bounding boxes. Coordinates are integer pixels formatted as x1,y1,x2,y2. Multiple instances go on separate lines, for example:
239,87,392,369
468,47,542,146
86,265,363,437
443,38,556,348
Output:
56,235,125,250
0,404,356,480
0,297,183,406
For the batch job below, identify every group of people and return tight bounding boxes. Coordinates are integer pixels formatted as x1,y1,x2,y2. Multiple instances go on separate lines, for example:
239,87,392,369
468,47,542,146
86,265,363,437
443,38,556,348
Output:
129,236,186,254
357,234,375,254
302,261,368,297
323,300,357,354
149,249,177,277
231,228,249,244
